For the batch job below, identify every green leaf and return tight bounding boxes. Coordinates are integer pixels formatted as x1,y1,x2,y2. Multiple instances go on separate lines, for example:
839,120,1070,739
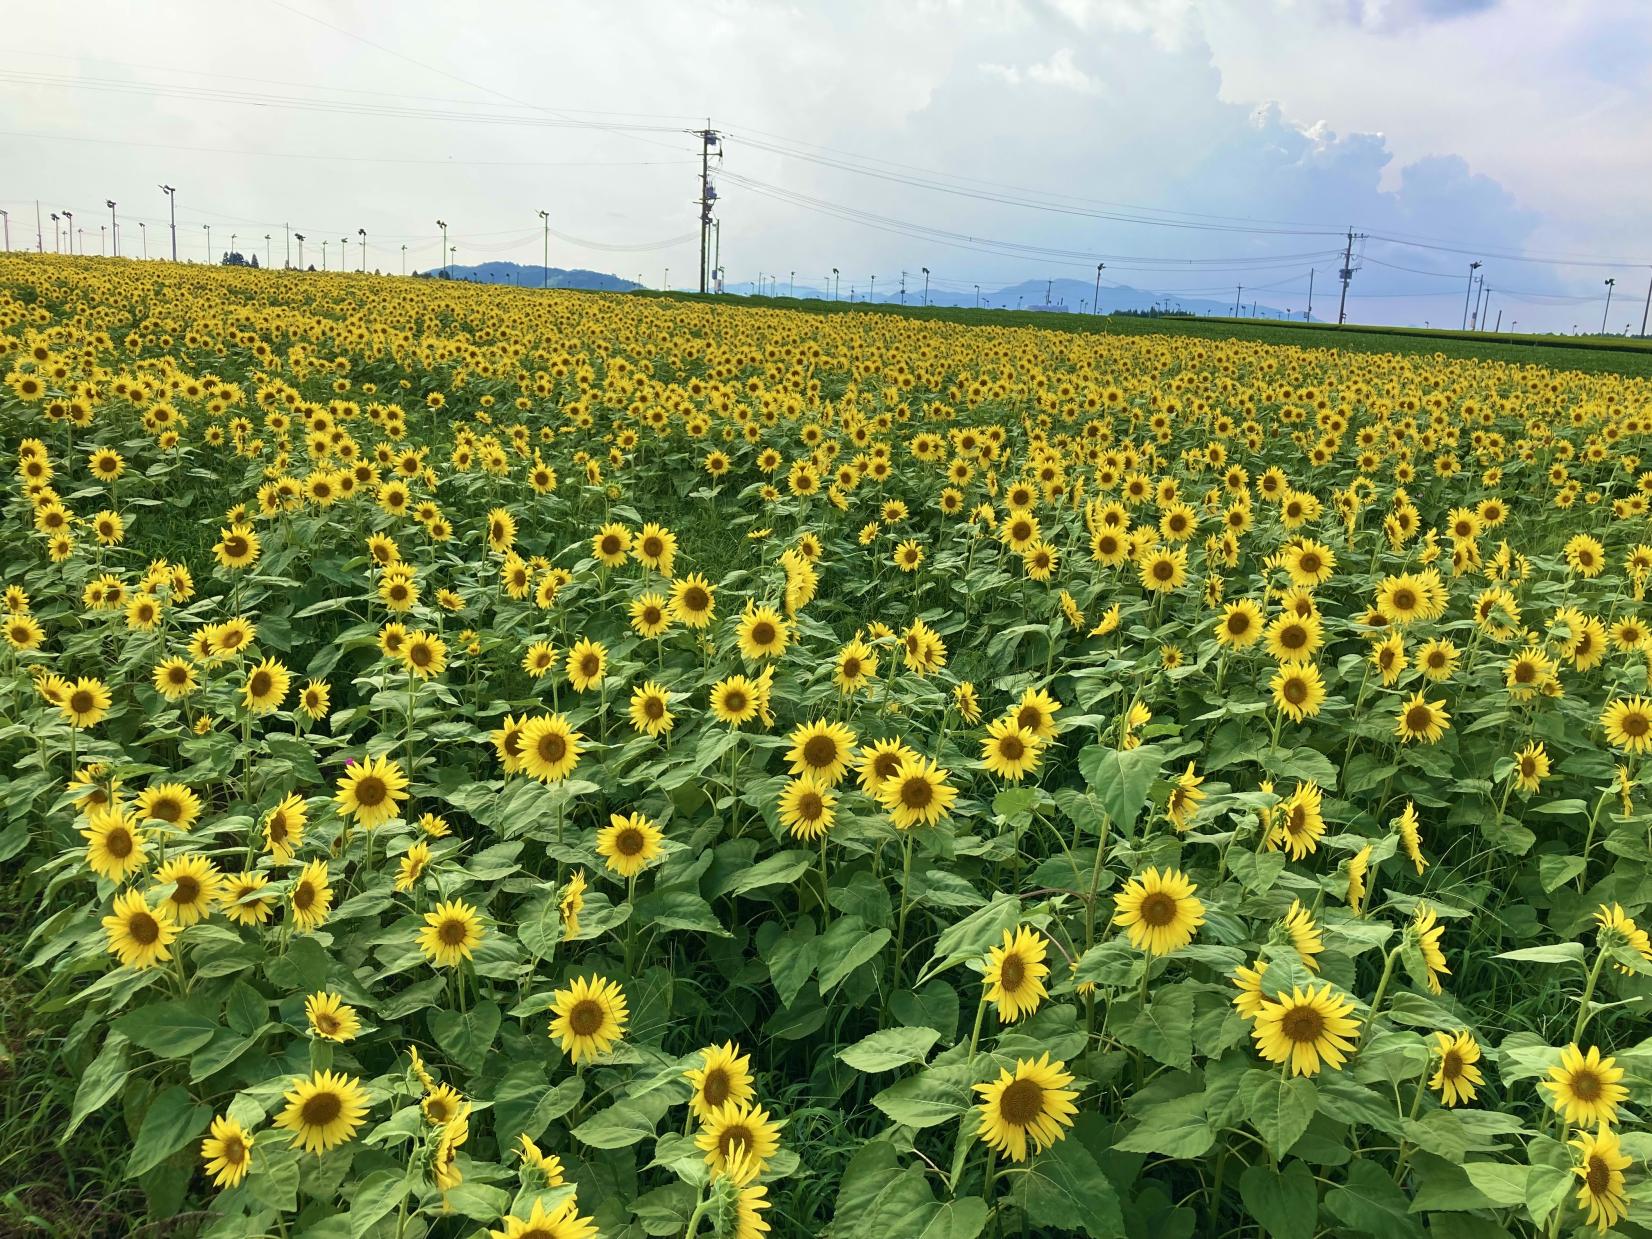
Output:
919,895,1025,984
1228,849,1286,893
1324,1157,1424,1238
871,1064,971,1129
126,1084,212,1178
1241,1071,1317,1160
818,922,891,995
764,920,820,1007
67,1032,130,1139
347,1168,408,1238
1238,1161,1317,1239
224,982,266,1037
1013,1122,1125,1238
1114,1094,1213,1158
632,1182,699,1235
1116,982,1194,1071
724,849,815,896
830,1140,985,1239
1462,1162,1529,1208
838,1026,942,1073
1537,854,1587,893
493,1062,583,1149
114,999,219,1058
1079,743,1165,827
430,1000,501,1062
570,1091,670,1149
1494,943,1585,966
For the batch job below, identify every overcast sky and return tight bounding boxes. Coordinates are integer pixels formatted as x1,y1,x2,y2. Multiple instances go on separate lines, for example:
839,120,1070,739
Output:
3,0,1648,331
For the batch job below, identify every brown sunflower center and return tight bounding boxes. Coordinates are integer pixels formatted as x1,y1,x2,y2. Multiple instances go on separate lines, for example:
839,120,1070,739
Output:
69,690,96,714
803,735,838,768
353,776,386,807
702,1067,730,1107
1281,1006,1325,1044
1571,1068,1602,1101
568,998,605,1037
300,1091,343,1128
579,654,600,678
615,827,645,857
1139,891,1177,927
293,881,315,911
1000,954,1026,991
1405,706,1434,732
438,917,469,946
717,1123,755,1160
1153,560,1175,581
722,690,748,714
998,734,1026,762
172,876,200,905
1585,1153,1611,1194
751,621,776,647
128,911,160,945
106,827,134,858
1621,712,1649,738
538,732,568,763
152,797,182,822
250,671,272,697
1441,1050,1463,1080
684,587,709,612
999,1078,1045,1127
1283,677,1308,704
899,776,934,810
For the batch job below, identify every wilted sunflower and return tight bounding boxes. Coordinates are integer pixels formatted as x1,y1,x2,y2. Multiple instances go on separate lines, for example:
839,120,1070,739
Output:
199,1115,254,1189
983,926,1051,1022
1543,1045,1628,1128
273,1069,369,1154
1251,984,1361,1076
418,899,484,968
102,889,179,969
334,752,409,829
1113,867,1204,955
685,1042,756,1122
548,974,629,1063
597,812,665,877
973,1053,1078,1162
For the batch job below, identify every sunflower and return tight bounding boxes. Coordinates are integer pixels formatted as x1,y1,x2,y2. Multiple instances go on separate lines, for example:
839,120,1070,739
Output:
720,1142,772,1239
3,612,44,650
1415,638,1460,682
556,638,606,694
1283,538,1336,588
777,776,837,841
1282,899,1324,972
102,889,179,969
1271,782,1325,860
685,1042,756,1122
220,871,276,926
973,1053,1079,1163
877,754,958,829
983,926,1051,1022
59,676,112,728
953,681,982,724
627,681,675,737
592,521,632,567
634,522,677,574
833,638,879,694
240,657,291,714
1251,984,1361,1076
1430,1031,1484,1107
421,1082,465,1126
402,631,447,679
396,841,432,893
334,753,409,830
289,859,333,934
213,522,261,570
152,853,223,927
274,1070,369,1154
697,1099,784,1175
980,717,1043,782
264,793,308,862
1138,546,1189,593
597,812,665,878
518,714,584,782
417,897,484,966
901,618,948,675
548,974,628,1063
1345,846,1372,914
488,1196,600,1239
517,1133,567,1186
710,675,762,729
737,603,790,662
1394,691,1450,744
560,870,586,938
82,807,148,881
1231,958,1269,1019
1215,598,1264,648
1113,867,1205,955
1412,903,1451,994
1270,662,1325,722
306,991,361,1042
1012,687,1062,740
1602,695,1652,754
669,573,717,628
857,739,917,796
1164,762,1206,831
200,1115,255,1189
1544,1045,1628,1128
299,679,331,718
1570,1125,1631,1232
629,592,672,639
152,656,198,700
522,640,558,678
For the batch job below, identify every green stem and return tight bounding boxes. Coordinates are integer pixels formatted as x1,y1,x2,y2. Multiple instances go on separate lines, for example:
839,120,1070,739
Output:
891,832,915,998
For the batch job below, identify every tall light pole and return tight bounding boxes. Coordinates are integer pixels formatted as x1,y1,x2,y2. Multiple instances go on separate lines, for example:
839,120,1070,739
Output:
401,243,407,276
340,238,347,271
203,223,212,264
159,185,177,261
62,210,73,254
974,284,980,309
1461,261,1481,330
537,209,549,288
664,267,669,290
921,267,929,307
284,223,291,268
870,274,876,303
105,200,117,256
1641,268,1652,338
0,209,8,251
358,228,367,271
436,220,448,277
322,239,328,269
899,271,906,305
295,233,305,268
265,234,271,267
99,225,106,256
139,221,147,259
789,270,795,297
1093,262,1105,315
832,268,839,301
50,213,59,252
230,233,237,259
1603,278,1616,334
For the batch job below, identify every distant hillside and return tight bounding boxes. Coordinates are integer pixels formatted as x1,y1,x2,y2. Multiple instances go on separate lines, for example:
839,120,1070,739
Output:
722,275,1311,321
414,261,641,291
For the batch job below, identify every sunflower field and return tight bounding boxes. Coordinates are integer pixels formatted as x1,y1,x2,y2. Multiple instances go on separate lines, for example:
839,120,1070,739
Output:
4,254,1652,1239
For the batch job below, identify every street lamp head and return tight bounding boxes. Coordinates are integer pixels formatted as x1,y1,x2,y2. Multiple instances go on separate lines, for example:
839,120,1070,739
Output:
922,267,928,275
538,209,549,220
159,184,174,195
106,199,116,209
358,228,366,237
